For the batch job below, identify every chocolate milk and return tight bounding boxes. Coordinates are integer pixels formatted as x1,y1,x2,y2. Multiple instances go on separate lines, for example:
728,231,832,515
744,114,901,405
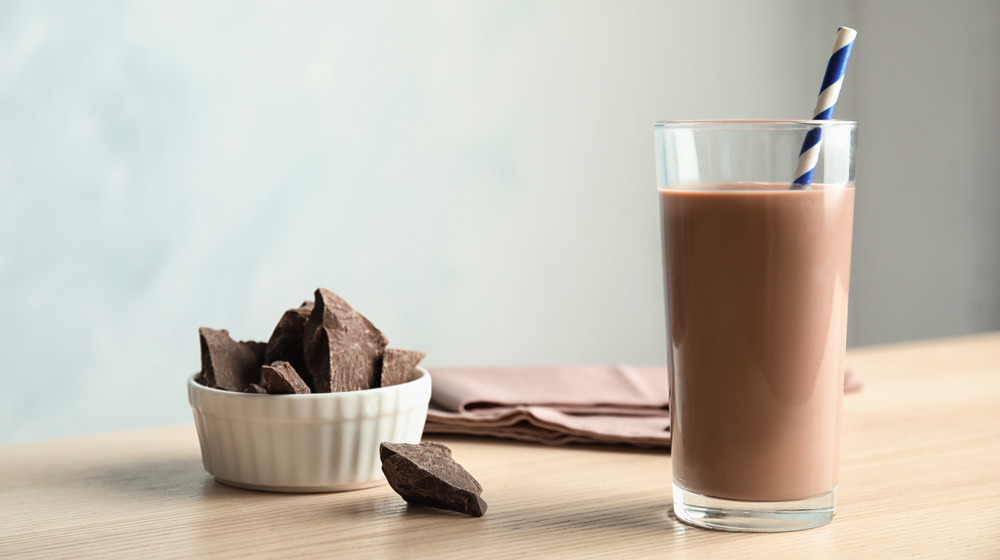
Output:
660,183,854,502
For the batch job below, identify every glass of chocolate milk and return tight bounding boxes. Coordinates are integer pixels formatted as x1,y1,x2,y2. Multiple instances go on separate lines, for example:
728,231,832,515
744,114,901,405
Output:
654,120,857,532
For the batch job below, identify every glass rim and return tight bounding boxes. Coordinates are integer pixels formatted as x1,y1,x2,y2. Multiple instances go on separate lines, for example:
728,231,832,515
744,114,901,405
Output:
654,119,857,129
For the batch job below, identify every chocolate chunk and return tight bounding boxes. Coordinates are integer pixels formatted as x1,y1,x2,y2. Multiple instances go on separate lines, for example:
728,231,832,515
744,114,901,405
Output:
197,327,262,392
380,348,426,387
246,383,267,394
380,442,487,517
262,361,311,394
264,302,315,389
304,288,388,392
242,340,268,365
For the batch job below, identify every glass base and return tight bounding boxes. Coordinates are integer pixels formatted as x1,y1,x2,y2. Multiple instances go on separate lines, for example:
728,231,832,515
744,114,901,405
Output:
672,483,836,533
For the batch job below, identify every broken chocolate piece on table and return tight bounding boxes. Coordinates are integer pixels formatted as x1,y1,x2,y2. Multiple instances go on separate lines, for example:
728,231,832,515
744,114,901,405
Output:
380,442,487,517
304,288,388,393
197,327,264,393
381,348,426,388
262,361,312,395
264,301,315,389
246,383,267,394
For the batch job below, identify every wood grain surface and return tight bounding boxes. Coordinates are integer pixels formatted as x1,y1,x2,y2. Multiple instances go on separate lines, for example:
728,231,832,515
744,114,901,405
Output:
2,333,998,559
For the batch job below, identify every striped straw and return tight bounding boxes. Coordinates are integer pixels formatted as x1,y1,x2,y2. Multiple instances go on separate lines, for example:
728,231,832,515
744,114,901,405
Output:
791,26,857,189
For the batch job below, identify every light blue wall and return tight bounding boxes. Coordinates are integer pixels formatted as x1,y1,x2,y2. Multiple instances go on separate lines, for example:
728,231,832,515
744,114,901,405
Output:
2,0,997,444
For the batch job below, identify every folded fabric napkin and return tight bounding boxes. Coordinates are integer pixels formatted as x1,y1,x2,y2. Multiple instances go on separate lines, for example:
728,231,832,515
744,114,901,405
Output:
425,366,863,448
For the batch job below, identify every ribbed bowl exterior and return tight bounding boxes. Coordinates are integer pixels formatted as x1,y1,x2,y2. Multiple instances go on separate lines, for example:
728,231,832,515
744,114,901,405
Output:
188,367,431,492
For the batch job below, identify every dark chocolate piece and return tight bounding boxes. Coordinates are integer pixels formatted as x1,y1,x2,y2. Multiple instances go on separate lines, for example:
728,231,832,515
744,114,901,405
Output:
380,442,487,517
246,383,267,394
197,327,262,392
264,302,315,389
304,288,388,392
262,361,311,394
380,348,426,387
242,340,268,365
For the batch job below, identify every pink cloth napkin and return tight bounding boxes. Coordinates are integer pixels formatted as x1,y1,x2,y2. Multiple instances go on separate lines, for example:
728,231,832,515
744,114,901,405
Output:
424,366,863,448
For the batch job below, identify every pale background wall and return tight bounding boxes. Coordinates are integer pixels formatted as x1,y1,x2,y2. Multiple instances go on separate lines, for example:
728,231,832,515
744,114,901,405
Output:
1,0,996,444
849,0,1000,344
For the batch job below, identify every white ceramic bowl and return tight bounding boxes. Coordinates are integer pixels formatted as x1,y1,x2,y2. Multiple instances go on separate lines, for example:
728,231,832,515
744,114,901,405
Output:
188,367,431,492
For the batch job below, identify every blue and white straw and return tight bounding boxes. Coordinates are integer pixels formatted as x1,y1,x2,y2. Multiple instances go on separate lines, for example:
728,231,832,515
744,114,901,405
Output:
792,27,857,189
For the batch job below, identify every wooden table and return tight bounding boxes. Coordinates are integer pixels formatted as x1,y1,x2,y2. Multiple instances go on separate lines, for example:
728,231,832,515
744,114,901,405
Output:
2,333,999,558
